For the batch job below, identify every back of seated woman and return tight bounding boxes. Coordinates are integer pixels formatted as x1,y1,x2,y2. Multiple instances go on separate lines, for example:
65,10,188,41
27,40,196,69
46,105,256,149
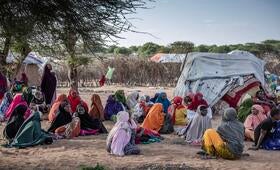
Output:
199,107,244,160
104,95,124,121
106,111,140,156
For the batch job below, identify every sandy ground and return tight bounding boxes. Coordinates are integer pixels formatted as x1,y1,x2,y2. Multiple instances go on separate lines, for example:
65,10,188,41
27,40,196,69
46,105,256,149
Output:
0,86,280,170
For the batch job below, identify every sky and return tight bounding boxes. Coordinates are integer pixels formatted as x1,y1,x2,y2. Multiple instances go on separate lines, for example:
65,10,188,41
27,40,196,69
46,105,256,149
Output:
116,0,280,47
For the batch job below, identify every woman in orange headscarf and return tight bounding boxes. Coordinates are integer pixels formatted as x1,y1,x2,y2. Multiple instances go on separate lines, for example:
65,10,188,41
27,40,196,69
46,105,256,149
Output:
89,94,104,121
48,94,68,122
141,103,164,132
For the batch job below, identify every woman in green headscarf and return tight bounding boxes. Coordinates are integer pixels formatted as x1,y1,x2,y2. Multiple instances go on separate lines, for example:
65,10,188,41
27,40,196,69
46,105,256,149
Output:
237,98,253,122
114,90,127,106
22,87,34,105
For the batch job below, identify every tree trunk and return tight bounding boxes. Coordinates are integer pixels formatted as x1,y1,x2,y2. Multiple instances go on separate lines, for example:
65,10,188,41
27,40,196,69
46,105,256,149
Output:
68,63,79,91
0,35,12,74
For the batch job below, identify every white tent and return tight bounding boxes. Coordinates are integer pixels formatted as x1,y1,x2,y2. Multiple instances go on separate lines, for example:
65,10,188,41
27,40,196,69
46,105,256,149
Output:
174,50,265,107
151,53,186,63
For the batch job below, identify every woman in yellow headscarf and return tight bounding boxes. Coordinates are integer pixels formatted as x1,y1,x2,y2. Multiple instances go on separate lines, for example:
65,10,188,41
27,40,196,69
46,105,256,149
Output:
141,103,164,132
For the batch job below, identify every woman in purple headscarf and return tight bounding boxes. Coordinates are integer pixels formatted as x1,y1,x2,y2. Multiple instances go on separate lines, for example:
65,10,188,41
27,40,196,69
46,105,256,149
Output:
40,64,57,105
104,95,124,121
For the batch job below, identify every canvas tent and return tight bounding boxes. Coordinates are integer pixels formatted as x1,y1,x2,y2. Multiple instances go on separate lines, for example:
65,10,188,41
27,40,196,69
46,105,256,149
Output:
6,51,48,86
150,53,186,63
174,50,266,108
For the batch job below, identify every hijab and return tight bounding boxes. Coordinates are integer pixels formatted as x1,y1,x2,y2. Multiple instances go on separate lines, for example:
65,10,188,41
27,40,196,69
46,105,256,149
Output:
41,64,57,105
106,111,136,156
0,72,8,100
169,96,185,124
3,105,27,141
237,98,254,122
217,108,244,158
5,93,31,120
104,95,124,120
126,91,139,110
155,92,171,113
89,94,104,120
76,104,107,133
184,105,212,143
187,92,208,111
48,94,68,122
244,105,267,130
48,102,72,133
22,87,34,105
114,90,126,105
150,93,160,103
68,88,89,113
141,103,164,132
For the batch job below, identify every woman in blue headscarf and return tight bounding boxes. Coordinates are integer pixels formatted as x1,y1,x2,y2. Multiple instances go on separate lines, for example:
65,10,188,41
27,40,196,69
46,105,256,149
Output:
155,92,171,114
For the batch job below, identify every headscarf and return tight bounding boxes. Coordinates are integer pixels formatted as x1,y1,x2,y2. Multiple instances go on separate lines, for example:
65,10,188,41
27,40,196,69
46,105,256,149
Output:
106,111,136,156
48,102,73,133
48,94,68,122
187,92,208,111
10,111,52,148
183,105,212,143
0,72,8,100
76,104,107,133
114,90,126,105
217,108,244,158
89,94,104,120
237,98,253,122
5,94,31,120
155,92,171,113
3,105,27,141
104,95,124,120
126,91,139,110
141,103,164,132
168,96,185,124
150,93,160,103
244,105,267,130
0,91,13,118
68,88,89,113
41,64,57,105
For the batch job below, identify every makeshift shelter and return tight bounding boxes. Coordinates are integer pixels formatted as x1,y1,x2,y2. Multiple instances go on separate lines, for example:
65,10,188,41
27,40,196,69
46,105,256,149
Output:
6,51,48,87
150,53,186,63
174,50,265,108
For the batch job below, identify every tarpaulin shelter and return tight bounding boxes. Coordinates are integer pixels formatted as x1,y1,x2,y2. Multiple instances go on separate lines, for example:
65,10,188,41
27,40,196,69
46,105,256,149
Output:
6,51,48,86
174,50,265,108
150,53,186,63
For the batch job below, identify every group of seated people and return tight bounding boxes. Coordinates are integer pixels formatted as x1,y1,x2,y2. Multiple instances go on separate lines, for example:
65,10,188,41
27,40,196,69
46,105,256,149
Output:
1,86,280,159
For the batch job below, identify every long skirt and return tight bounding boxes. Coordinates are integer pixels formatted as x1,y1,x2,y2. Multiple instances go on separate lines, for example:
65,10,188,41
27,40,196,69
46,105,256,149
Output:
202,129,235,159
55,117,81,138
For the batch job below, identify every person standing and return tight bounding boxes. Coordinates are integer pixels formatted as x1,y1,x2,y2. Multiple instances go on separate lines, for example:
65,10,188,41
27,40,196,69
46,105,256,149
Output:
41,64,57,105
0,71,8,101
105,66,115,85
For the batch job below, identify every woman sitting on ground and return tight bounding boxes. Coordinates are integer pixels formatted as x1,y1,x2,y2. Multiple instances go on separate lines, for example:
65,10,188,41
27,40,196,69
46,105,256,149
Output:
253,90,275,115
199,108,244,159
8,111,53,148
155,92,171,114
3,105,28,141
5,87,33,120
0,91,13,121
244,105,267,141
168,96,187,126
48,94,68,122
104,95,124,121
106,111,140,156
75,104,107,135
132,95,153,123
48,101,80,139
89,94,104,121
177,105,212,145
114,90,128,110
68,88,89,113
30,89,49,119
126,91,139,110
141,103,164,132
249,107,280,150
237,97,254,122
187,92,209,120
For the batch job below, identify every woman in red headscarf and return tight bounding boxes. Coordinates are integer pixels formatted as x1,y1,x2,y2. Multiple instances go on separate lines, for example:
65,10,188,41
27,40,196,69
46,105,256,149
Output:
68,88,89,113
168,96,187,125
99,75,106,87
188,92,208,111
